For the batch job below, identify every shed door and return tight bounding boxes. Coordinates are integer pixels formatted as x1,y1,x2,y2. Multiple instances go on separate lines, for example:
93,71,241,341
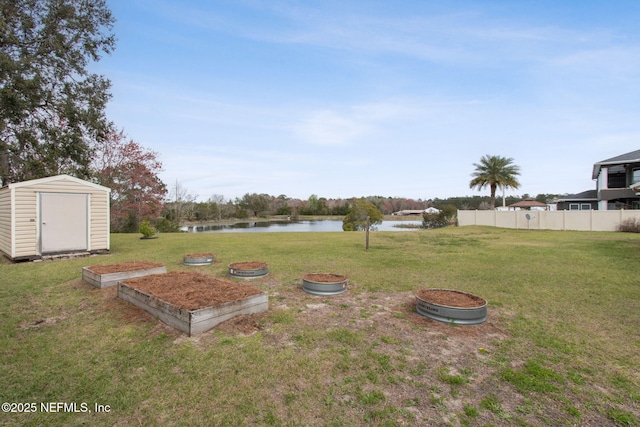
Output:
40,193,88,253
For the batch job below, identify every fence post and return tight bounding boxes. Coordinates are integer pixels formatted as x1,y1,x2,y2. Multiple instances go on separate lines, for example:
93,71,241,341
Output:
365,216,370,251
620,209,623,230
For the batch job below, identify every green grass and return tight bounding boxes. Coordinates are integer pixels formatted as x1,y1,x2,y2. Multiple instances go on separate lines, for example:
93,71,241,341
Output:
1,226,639,426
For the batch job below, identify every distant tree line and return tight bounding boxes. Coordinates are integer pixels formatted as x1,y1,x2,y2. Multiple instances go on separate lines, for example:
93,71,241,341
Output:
155,190,568,231
429,193,564,211
160,192,430,225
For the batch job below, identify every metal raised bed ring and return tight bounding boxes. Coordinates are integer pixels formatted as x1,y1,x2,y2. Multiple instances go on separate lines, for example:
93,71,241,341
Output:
228,261,269,279
183,253,215,266
302,273,348,296
415,288,487,325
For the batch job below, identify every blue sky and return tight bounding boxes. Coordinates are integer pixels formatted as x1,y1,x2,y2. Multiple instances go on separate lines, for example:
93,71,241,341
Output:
97,0,640,202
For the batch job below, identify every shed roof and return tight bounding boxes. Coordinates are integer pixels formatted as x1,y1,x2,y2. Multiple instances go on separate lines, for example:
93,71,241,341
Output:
592,149,640,179
3,174,110,192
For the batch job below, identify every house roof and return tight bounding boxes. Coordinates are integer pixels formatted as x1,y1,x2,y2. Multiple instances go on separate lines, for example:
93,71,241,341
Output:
508,199,548,208
592,149,640,179
553,190,598,202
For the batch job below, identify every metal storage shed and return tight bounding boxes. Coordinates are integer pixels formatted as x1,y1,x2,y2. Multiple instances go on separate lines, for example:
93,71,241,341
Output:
0,174,111,261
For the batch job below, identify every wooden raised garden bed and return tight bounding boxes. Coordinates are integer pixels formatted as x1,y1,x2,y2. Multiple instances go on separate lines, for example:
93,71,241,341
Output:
82,261,166,289
117,271,268,336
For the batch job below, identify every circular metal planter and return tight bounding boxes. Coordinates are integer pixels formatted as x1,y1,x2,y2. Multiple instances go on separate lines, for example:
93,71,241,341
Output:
183,253,215,266
415,288,487,325
228,262,269,279
302,273,348,296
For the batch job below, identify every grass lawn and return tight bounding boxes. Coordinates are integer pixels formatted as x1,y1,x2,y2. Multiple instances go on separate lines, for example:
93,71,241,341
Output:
1,226,639,426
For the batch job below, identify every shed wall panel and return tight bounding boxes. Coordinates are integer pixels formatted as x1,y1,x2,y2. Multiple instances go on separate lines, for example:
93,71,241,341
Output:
0,188,11,257
89,191,110,250
12,189,38,257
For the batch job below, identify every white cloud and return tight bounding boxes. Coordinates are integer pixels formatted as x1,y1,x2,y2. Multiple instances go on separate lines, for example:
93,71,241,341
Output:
294,109,368,146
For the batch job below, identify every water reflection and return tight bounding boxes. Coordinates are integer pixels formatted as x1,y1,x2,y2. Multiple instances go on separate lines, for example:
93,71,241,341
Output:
181,219,422,233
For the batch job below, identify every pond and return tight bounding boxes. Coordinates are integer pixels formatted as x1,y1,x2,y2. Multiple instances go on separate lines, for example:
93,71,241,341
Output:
180,219,423,233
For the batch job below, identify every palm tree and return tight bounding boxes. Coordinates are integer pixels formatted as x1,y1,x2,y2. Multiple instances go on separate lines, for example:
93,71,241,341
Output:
469,155,521,209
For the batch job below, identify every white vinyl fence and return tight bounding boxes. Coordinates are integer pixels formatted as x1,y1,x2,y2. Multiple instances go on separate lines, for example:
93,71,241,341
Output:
457,209,640,232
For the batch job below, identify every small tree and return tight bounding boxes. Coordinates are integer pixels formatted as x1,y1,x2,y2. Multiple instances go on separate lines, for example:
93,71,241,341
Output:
237,193,272,217
139,220,157,238
422,205,457,229
167,180,198,222
342,199,383,231
469,155,521,209
91,128,166,232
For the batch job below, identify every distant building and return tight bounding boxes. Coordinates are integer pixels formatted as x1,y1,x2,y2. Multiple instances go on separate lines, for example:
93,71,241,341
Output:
592,149,640,209
507,199,550,211
392,208,441,216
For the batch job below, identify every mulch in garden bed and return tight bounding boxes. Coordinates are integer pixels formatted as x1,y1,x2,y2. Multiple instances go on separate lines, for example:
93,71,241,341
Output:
122,271,263,310
416,289,486,308
87,261,164,274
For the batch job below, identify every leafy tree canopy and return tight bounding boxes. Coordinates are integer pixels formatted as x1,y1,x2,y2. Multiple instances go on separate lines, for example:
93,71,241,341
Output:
342,199,384,231
91,128,166,232
236,193,272,218
0,0,115,185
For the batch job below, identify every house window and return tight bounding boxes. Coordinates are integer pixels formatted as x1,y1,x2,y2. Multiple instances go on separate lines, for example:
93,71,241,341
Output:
608,167,626,188
633,168,640,185
569,203,590,210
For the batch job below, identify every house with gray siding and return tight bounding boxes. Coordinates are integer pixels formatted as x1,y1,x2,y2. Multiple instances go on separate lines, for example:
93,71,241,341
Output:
592,149,640,210
554,190,598,211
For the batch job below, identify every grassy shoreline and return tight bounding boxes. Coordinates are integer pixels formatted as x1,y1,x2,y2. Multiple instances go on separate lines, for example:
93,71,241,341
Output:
1,227,638,426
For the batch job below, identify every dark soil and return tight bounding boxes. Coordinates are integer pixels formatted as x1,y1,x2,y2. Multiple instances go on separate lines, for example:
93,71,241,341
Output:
183,253,215,259
121,271,263,310
88,261,164,274
229,261,267,270
416,288,486,308
303,273,348,283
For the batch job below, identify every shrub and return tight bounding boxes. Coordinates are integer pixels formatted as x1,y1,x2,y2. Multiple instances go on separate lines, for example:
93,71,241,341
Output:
618,218,640,233
154,217,181,233
139,220,157,238
423,205,457,229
